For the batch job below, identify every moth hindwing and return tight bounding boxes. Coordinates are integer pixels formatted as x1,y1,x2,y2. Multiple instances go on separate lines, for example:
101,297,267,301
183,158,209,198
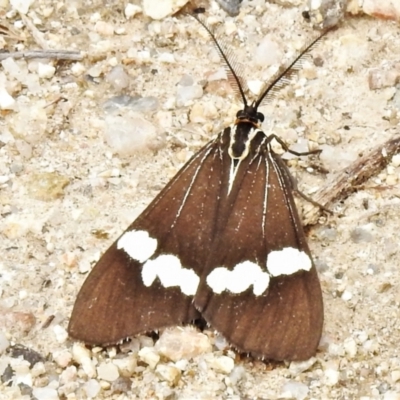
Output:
68,16,330,361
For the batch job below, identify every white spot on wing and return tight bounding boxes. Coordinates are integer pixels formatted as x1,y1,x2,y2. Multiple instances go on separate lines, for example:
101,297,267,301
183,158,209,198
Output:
117,230,157,263
267,247,312,277
142,254,199,296
206,261,270,296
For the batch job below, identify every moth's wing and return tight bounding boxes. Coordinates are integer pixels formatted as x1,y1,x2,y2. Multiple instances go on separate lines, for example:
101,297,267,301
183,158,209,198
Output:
194,147,323,361
68,135,228,345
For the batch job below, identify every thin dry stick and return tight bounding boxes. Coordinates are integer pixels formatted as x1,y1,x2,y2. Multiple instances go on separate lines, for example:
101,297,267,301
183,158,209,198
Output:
0,50,83,61
302,133,400,226
9,12,83,62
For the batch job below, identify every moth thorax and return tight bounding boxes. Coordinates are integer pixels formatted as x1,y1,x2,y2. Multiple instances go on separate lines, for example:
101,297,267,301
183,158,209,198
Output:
228,123,260,160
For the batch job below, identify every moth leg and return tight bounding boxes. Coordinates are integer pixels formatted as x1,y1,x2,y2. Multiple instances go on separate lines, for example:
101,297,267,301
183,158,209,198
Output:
268,135,333,214
266,133,322,157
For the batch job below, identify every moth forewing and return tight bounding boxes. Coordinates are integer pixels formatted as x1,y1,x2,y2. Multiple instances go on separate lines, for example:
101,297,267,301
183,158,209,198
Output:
194,134,323,361
68,139,224,344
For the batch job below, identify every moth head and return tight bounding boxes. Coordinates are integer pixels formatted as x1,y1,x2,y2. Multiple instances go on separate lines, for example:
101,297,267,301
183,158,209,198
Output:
235,103,265,129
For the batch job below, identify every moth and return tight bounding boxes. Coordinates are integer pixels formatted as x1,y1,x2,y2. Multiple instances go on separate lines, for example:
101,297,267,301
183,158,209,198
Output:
68,16,330,361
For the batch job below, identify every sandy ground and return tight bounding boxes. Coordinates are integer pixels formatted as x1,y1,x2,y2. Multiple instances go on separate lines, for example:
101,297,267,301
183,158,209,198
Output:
1,0,400,399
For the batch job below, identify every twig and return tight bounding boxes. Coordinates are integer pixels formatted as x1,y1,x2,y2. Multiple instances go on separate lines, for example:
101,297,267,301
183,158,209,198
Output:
15,12,83,63
0,50,83,61
303,133,400,226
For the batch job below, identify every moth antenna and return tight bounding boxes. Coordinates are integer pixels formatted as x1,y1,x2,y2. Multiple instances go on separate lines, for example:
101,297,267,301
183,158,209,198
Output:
189,13,248,107
254,28,332,109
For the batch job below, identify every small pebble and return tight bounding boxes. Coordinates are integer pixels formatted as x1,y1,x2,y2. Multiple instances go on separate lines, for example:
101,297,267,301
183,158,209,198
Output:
306,0,345,28
71,62,86,76
32,386,59,400
12,360,32,386
119,338,140,354
59,366,77,385
350,227,373,243
362,0,400,21
344,337,357,357
127,96,159,112
319,144,358,171
383,392,400,400
10,163,24,174
102,95,136,112
176,84,203,107
391,153,400,167
138,347,160,369
341,290,353,302
363,339,379,353
229,366,246,385
247,80,263,95
207,68,227,82
31,362,46,378
254,36,282,66
37,62,55,79
179,74,194,86
214,334,229,351
84,379,101,398
155,327,212,362
174,359,188,371
2,57,23,79
189,103,206,123
155,364,181,385
216,0,242,16
106,66,130,91
156,110,172,129
10,0,34,14
95,21,114,36
281,380,309,400
0,88,15,110
111,376,132,394
324,368,340,386
103,113,162,156
328,343,345,356
87,64,103,78
125,4,142,19
143,0,189,20
139,335,154,348
27,172,70,201
112,355,136,377
289,358,317,375
159,53,175,63
391,370,400,383
97,362,120,382
323,360,340,386
72,343,96,378
314,227,337,242
0,331,10,354
386,174,397,185
357,331,369,344
53,325,68,343
207,355,235,374
225,21,237,35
